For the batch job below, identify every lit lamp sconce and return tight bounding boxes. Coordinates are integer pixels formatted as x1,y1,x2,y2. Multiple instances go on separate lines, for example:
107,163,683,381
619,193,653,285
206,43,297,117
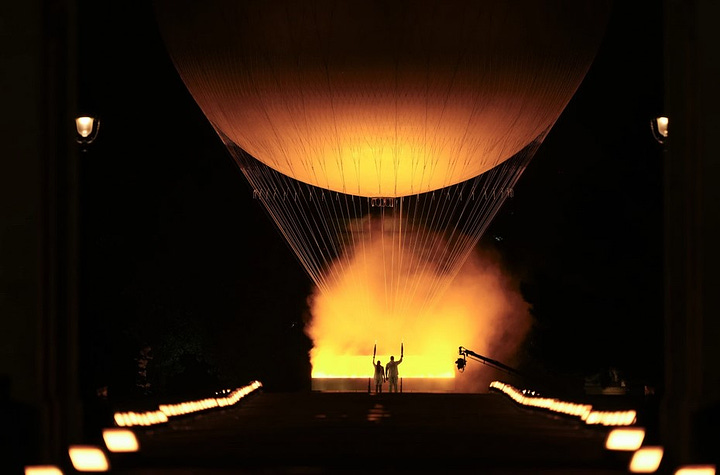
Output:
651,116,669,144
75,116,100,148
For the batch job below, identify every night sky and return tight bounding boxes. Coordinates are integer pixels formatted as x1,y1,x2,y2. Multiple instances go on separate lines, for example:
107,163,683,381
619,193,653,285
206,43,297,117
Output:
76,1,664,400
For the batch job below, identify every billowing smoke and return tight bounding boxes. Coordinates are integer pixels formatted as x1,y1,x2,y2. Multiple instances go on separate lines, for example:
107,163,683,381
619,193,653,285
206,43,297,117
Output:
438,247,533,392
305,217,532,392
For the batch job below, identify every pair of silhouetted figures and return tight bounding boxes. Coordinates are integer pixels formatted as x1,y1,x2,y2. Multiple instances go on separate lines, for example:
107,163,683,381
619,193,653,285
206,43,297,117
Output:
373,355,403,393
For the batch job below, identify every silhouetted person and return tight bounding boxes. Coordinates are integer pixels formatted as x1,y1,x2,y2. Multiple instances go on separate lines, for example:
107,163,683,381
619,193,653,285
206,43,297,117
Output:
373,360,385,393
385,355,403,392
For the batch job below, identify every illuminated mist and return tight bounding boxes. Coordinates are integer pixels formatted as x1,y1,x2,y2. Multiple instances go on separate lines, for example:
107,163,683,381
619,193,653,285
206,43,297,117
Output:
305,217,532,391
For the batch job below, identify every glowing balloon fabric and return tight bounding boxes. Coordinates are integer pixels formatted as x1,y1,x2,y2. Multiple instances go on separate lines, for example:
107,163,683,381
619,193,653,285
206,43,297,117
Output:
155,0,610,197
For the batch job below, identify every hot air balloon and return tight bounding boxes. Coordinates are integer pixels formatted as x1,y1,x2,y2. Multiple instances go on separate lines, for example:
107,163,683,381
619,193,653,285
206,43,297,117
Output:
155,0,610,380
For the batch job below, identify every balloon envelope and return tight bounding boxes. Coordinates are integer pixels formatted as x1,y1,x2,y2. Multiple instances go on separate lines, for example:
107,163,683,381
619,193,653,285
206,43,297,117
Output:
156,0,610,197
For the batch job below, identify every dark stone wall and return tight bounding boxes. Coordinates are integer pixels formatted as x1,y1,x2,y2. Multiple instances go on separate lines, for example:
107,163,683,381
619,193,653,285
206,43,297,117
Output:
0,0,80,472
663,0,720,468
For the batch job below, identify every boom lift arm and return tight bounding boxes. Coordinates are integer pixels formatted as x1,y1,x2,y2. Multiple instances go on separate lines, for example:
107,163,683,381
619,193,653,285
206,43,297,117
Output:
455,346,522,377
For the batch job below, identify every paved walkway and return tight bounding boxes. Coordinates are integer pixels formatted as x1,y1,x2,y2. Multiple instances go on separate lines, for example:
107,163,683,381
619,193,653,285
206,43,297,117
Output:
110,391,630,474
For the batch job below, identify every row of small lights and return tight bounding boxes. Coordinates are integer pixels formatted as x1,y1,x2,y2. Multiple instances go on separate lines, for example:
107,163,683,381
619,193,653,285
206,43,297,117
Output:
25,381,263,474
489,381,636,426
114,382,261,427
606,428,715,474
490,381,715,475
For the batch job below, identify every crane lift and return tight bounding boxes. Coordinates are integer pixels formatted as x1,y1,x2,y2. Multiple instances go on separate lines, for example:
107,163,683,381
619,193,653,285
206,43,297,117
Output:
455,346,522,377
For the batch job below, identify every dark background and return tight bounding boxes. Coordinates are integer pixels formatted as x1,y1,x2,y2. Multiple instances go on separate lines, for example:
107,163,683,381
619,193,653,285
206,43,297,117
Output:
75,1,663,403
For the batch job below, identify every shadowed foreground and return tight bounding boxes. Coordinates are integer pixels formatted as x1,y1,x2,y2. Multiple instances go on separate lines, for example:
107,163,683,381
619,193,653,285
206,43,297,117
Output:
110,391,630,474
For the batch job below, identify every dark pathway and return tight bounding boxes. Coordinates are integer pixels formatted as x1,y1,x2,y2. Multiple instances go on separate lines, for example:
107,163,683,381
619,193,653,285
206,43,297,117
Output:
110,391,629,474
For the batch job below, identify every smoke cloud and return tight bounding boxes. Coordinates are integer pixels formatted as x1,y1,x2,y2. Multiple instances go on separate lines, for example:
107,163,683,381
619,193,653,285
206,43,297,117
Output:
305,217,532,392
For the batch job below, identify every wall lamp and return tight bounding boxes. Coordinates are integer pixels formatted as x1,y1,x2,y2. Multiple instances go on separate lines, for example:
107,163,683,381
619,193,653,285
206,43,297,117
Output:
651,116,668,144
75,116,100,148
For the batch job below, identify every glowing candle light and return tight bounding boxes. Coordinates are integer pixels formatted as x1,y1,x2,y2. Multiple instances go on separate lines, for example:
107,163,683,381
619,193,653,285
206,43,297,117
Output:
24,466,63,475
68,446,109,472
629,446,663,473
102,428,140,453
606,428,646,451
675,466,716,475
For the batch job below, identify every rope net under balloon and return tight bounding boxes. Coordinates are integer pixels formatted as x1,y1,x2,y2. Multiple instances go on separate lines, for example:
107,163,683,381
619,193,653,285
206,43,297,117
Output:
220,130,544,378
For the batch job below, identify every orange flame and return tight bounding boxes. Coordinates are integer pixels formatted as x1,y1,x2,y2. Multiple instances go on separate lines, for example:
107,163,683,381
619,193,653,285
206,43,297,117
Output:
306,221,531,390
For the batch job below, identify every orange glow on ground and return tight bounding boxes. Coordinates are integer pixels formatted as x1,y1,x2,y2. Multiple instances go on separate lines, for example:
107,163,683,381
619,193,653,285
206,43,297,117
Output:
306,219,531,390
